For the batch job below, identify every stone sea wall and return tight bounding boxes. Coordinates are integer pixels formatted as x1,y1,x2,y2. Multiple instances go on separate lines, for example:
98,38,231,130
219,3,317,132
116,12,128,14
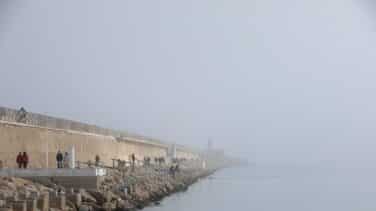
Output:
0,106,199,168
0,106,200,159
0,167,216,211
0,121,170,168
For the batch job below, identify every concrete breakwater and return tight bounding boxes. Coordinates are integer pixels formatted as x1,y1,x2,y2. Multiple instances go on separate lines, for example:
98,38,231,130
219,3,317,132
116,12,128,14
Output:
0,106,199,168
91,167,215,210
0,166,216,211
0,106,230,210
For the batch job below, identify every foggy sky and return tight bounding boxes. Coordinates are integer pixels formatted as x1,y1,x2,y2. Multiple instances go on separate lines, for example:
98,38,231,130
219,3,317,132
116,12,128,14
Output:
1,0,376,163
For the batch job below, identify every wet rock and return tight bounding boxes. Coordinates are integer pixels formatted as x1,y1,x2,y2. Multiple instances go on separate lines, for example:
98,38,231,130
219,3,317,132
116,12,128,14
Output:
0,167,216,211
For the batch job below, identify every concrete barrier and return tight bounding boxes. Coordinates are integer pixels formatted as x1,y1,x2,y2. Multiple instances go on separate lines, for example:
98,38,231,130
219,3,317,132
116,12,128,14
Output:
0,168,106,177
0,168,106,190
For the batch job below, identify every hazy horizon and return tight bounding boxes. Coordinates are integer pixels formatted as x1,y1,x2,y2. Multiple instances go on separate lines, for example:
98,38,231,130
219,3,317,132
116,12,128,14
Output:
1,0,376,163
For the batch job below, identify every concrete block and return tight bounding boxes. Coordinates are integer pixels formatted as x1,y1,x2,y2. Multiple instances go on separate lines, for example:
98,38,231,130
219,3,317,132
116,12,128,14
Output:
18,192,29,200
37,193,48,211
75,194,82,207
78,205,90,211
13,193,19,202
103,202,113,211
67,194,81,207
0,168,106,177
28,192,39,200
59,196,66,210
11,201,26,211
26,199,37,211
5,194,18,204
105,191,112,202
50,196,65,210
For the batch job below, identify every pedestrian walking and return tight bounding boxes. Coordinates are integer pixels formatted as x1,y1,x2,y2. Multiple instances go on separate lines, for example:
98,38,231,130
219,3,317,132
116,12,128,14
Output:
131,153,136,172
22,152,28,169
16,152,23,168
56,150,63,168
95,155,100,166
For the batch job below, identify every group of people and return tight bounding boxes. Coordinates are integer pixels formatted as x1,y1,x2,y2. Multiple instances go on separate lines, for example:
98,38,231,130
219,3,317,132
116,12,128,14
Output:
143,157,151,166
14,150,179,171
154,157,166,165
169,163,180,177
56,150,70,168
16,150,70,169
144,157,167,166
16,152,29,168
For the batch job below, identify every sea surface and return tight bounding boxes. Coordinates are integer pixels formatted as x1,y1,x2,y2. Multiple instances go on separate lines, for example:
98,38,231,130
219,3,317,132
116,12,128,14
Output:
144,163,376,211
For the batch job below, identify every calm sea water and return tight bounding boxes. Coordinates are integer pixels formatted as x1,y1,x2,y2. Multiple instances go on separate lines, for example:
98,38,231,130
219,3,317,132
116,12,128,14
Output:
144,164,376,211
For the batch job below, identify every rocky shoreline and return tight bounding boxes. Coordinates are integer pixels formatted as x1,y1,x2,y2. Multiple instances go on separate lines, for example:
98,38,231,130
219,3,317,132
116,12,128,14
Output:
0,167,217,211
92,167,216,211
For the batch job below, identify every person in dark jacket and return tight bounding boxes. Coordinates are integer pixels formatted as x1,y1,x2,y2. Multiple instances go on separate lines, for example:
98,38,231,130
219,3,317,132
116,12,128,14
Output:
16,152,23,168
22,152,28,169
95,155,100,167
169,165,176,178
16,107,27,123
131,153,136,172
56,150,63,168
175,164,180,172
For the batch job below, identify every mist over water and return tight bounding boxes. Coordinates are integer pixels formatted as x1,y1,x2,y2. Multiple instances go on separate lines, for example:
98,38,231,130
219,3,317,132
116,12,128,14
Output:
2,0,376,162
145,165,376,211
2,1,376,210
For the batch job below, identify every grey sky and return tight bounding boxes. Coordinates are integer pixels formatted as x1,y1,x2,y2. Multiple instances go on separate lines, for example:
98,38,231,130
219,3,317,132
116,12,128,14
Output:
1,0,376,163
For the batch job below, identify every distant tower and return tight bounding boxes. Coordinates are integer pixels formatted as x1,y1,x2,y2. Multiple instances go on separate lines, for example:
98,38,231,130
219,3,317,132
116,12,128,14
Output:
170,144,177,159
207,138,212,151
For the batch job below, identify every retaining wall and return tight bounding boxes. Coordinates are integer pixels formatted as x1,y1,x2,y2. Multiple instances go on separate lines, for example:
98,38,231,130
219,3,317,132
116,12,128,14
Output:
0,121,168,168
0,106,200,167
